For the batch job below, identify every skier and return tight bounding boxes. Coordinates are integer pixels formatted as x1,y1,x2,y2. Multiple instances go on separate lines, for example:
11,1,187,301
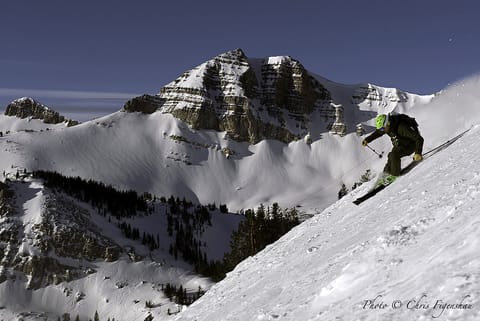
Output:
362,113,424,185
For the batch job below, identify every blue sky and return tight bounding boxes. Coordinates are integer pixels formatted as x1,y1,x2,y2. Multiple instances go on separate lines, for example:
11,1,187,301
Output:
1,0,479,121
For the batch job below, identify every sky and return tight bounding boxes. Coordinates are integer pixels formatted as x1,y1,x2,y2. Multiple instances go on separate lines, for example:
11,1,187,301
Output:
1,0,479,121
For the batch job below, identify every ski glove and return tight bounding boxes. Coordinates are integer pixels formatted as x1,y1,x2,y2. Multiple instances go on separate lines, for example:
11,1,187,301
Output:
362,139,368,147
413,153,423,161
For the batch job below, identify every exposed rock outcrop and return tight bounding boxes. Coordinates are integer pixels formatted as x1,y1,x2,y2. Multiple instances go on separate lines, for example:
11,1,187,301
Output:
124,49,334,144
351,84,409,105
34,193,121,263
329,103,347,136
5,97,79,126
0,180,121,289
122,94,165,114
120,50,428,144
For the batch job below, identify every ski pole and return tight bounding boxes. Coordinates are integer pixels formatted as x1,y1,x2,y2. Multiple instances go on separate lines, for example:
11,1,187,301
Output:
366,144,384,158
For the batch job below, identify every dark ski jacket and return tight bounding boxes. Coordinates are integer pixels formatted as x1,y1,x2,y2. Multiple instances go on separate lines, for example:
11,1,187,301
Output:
365,114,424,154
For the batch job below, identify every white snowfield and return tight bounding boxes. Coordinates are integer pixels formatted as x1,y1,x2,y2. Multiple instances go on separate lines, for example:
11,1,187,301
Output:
0,77,433,215
173,77,480,321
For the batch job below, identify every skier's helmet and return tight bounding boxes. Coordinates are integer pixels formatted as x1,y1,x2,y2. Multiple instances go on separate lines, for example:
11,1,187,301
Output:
375,114,388,130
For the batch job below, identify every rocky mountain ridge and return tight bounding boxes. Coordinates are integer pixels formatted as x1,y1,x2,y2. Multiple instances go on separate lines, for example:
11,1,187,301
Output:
124,49,334,144
5,97,79,127
123,49,429,144
0,178,120,290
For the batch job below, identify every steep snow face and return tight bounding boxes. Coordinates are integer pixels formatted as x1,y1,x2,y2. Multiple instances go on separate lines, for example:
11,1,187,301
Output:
0,111,387,213
174,125,480,321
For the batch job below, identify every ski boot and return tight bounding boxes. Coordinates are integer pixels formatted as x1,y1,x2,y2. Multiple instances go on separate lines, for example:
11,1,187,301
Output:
374,172,397,188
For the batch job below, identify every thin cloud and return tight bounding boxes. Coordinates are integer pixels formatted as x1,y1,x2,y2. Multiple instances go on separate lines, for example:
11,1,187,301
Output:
0,88,140,100
0,88,145,121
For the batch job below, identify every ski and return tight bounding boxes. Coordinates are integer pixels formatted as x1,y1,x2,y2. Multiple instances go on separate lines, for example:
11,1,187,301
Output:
352,184,387,205
352,127,472,205
399,159,421,175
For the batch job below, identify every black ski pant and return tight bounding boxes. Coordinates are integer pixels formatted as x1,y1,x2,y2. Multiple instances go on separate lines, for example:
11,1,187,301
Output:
384,145,415,176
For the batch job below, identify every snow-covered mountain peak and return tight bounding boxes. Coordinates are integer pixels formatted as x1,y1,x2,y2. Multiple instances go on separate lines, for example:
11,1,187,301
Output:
6,97,53,119
3,97,79,127
14,97,47,108
119,49,433,145
161,48,251,96
142,49,332,143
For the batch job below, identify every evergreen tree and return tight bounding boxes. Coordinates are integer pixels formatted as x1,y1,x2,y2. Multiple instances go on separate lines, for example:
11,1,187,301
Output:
222,204,299,275
219,204,228,213
351,169,373,191
338,183,349,199
360,169,373,182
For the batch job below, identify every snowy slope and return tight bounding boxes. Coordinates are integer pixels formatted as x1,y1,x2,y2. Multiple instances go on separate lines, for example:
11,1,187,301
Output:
0,114,69,133
0,178,241,321
175,94,480,320
0,91,432,216
0,111,391,214
0,257,207,321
